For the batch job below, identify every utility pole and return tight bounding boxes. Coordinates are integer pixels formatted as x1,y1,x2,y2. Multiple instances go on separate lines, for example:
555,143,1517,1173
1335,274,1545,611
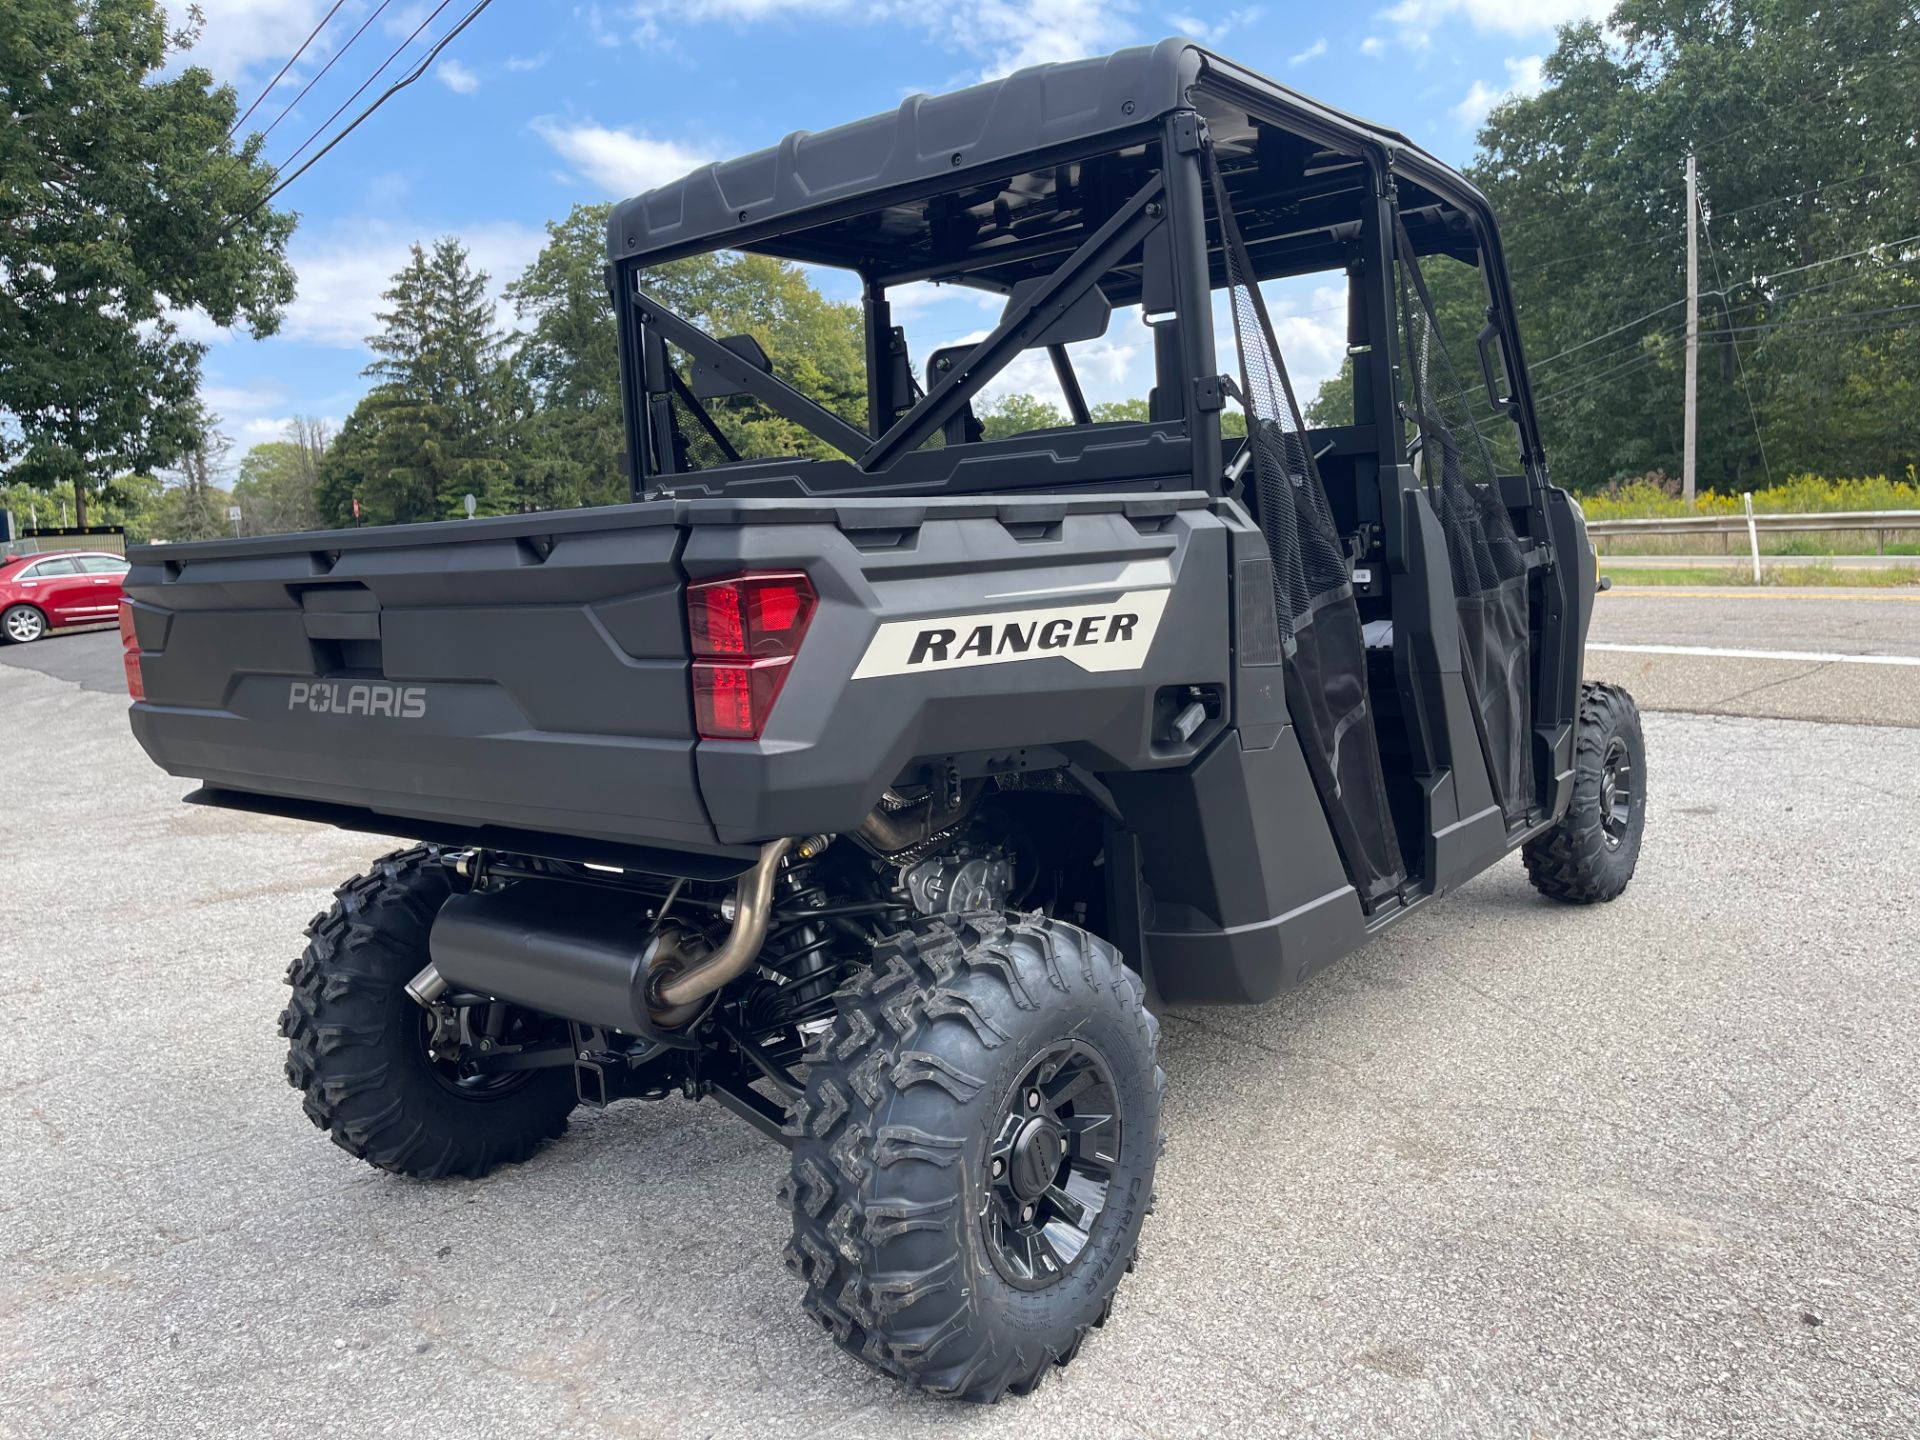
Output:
1683,152,1699,505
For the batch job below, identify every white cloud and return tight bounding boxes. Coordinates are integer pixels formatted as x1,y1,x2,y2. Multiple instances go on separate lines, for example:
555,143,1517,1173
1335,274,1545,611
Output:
201,382,289,420
1383,0,1607,46
436,59,480,94
1289,39,1328,65
1453,53,1547,127
885,281,1004,321
505,52,551,71
957,0,1139,77
230,413,343,449
279,220,547,349
532,118,716,195
626,0,1138,81
1359,35,1386,56
164,0,335,81
1167,7,1264,46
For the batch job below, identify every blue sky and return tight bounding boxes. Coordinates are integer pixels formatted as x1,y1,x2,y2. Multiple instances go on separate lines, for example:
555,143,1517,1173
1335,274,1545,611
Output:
174,0,1607,460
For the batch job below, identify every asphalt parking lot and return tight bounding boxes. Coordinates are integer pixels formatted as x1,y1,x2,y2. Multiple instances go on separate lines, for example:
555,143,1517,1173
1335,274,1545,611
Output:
3,595,1917,1439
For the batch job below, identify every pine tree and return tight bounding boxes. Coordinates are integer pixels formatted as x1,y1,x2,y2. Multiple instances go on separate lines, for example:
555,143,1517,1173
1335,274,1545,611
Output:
325,240,513,525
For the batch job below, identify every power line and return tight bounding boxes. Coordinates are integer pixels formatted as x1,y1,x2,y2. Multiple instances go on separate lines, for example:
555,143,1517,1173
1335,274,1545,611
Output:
1748,229,1920,289
247,0,399,149
223,0,496,236
1532,347,1666,408
1529,297,1689,370
1708,158,1920,228
269,0,460,178
1713,302,1920,338
1503,158,1920,279
1508,227,1682,279
1527,236,1920,381
226,1,351,139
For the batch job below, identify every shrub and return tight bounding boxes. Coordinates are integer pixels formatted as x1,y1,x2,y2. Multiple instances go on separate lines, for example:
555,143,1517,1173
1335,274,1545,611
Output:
1583,470,1918,520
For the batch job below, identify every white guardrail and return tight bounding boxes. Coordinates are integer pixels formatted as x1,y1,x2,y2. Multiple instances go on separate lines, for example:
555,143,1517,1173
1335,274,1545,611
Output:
1585,504,1920,581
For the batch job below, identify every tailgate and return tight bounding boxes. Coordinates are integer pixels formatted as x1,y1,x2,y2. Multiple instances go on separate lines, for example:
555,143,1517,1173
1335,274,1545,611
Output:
124,507,727,854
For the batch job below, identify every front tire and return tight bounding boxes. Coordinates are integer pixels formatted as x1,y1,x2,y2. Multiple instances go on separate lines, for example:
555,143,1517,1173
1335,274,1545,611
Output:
280,846,577,1178
1524,682,1646,903
784,913,1163,1402
3,604,47,644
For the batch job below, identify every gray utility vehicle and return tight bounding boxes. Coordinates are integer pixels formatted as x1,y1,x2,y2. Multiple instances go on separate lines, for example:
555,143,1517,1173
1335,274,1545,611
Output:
123,40,1645,1402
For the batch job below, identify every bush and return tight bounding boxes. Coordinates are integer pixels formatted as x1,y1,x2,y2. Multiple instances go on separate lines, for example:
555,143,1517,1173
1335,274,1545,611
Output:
1584,468,1918,521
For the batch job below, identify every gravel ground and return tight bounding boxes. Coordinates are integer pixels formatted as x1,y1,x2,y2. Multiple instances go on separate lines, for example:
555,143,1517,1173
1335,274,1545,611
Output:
2,642,1918,1439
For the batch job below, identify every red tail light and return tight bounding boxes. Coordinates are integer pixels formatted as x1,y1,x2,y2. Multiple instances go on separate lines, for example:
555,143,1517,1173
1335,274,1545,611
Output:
117,598,144,701
686,572,816,740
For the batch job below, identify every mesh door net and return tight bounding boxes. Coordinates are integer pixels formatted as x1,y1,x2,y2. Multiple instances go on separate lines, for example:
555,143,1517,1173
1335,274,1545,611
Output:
1206,149,1405,910
1394,220,1534,824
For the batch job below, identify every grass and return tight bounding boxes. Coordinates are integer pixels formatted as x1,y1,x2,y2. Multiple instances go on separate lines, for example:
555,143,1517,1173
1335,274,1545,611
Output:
1599,563,1920,588
1595,531,1920,558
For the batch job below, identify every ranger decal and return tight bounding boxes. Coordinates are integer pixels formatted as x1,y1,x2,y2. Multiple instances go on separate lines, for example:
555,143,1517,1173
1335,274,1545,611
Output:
851,589,1170,679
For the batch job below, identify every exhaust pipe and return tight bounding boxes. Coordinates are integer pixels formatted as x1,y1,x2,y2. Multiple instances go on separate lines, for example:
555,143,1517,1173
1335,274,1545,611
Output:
423,838,793,1032
649,837,791,1014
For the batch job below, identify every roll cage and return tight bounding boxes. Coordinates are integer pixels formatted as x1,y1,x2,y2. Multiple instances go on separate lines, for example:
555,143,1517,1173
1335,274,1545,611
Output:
606,39,1546,512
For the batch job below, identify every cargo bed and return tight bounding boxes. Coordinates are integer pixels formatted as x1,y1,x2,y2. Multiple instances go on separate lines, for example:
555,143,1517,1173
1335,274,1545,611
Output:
125,492,1224,867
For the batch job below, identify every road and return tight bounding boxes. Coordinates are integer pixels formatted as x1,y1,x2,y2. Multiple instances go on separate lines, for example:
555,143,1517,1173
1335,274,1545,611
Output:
3,598,1918,1439
1601,554,1920,570
1585,586,1919,728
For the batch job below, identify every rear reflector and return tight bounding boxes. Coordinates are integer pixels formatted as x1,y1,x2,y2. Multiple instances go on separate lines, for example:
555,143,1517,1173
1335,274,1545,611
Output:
117,599,144,701
691,658,792,740
686,572,816,740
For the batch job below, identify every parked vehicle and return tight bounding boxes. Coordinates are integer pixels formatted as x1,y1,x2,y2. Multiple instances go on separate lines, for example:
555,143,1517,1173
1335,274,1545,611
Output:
0,551,130,644
119,40,1645,1402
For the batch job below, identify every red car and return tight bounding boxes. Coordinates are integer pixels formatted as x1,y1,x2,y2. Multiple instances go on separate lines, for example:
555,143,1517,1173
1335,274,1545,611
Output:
0,550,131,644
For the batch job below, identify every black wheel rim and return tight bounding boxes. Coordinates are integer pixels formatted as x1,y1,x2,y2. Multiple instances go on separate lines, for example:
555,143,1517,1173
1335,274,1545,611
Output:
980,1041,1121,1291
1599,735,1633,849
419,1003,542,1101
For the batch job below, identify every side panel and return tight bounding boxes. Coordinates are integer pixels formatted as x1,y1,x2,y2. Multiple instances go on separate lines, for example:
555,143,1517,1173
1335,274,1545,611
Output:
687,505,1235,842
1108,730,1367,1006
1536,485,1595,820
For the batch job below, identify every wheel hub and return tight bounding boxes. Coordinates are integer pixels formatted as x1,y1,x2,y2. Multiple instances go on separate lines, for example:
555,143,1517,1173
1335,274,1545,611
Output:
981,1041,1121,1290
1008,1116,1066,1204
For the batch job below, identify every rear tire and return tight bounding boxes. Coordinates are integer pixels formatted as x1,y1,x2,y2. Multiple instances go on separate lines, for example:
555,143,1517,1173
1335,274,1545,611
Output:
3,604,47,644
280,846,577,1178
784,912,1163,1403
1524,682,1646,904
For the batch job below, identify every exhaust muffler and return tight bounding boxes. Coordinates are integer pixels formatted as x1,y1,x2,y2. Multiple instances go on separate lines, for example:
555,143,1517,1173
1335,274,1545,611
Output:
421,838,793,1032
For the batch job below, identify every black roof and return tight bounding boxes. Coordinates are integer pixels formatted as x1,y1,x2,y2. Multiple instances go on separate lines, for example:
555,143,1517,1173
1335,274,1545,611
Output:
605,38,1456,271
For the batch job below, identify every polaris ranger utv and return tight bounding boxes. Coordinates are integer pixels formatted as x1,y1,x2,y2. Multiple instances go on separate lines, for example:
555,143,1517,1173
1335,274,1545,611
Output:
122,40,1645,1402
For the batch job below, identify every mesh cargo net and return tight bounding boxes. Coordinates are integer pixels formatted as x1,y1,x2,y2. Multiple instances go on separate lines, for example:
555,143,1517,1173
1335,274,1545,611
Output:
1206,149,1405,910
1394,221,1534,824
665,362,743,473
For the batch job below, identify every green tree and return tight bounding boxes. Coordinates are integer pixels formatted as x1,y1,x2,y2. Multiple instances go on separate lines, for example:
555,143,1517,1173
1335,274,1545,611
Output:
503,204,628,511
232,417,328,535
1474,0,1920,491
0,1,296,525
979,393,1068,439
320,240,512,526
494,214,869,507
643,250,867,465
